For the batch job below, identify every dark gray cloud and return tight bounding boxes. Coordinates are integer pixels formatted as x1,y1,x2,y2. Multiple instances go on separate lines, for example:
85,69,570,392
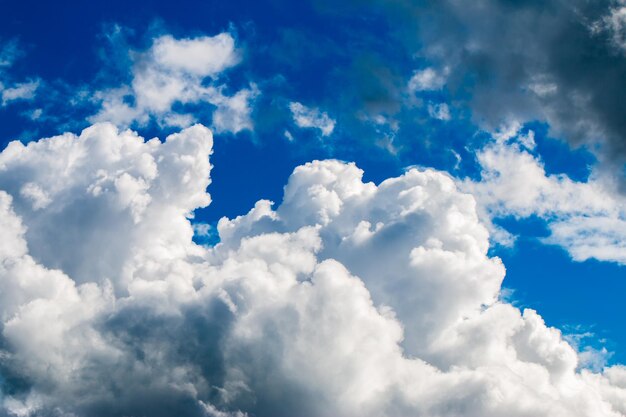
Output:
314,0,626,182
422,0,626,170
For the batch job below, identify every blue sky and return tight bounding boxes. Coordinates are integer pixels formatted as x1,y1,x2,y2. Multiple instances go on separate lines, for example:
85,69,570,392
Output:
0,1,625,416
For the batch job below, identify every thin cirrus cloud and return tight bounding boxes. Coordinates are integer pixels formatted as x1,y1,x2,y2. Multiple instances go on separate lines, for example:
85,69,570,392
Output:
0,40,40,107
90,32,259,134
0,123,625,416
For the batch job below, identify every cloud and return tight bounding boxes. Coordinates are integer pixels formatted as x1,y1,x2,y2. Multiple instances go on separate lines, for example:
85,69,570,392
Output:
150,34,240,77
428,102,451,121
0,123,625,416
595,1,626,54
463,126,626,264
289,101,336,136
408,67,447,92
1,80,39,106
313,0,626,180
0,40,40,107
0,40,20,68
413,0,626,177
211,86,260,134
90,32,257,133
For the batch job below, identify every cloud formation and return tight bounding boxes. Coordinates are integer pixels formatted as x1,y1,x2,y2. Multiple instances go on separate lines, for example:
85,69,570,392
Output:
90,32,258,133
0,123,625,416
464,126,626,264
0,40,40,107
407,67,447,93
414,0,626,176
313,0,626,179
289,101,336,137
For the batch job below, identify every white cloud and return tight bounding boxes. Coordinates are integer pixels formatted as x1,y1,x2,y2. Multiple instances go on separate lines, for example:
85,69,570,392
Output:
0,41,40,107
1,80,40,105
289,101,336,136
428,102,451,120
211,85,260,134
90,32,257,134
462,128,626,264
408,67,447,92
594,2,626,53
0,124,625,416
151,33,240,77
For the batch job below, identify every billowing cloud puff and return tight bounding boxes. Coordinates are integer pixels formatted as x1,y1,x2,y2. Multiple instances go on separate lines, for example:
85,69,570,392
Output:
90,32,258,133
0,124,625,417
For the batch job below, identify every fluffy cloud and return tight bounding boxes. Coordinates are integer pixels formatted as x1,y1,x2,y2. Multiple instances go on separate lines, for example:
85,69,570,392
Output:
289,101,336,136
463,127,626,264
407,67,447,93
0,124,625,416
90,32,258,133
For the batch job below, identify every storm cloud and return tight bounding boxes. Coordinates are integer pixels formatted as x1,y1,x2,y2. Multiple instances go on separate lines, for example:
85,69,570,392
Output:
314,0,626,180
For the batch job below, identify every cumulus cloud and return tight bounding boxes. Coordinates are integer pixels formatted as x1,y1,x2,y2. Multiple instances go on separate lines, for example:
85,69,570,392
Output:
463,126,626,264
0,124,625,416
289,101,336,136
90,32,258,133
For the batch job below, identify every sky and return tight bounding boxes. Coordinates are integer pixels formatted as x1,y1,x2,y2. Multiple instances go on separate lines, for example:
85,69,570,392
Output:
0,0,625,416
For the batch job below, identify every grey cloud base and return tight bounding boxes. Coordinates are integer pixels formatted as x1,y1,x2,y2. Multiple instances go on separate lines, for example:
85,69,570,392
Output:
314,0,626,180
0,124,625,417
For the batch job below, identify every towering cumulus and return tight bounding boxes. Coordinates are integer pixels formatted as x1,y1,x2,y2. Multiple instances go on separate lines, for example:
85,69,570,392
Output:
0,124,624,416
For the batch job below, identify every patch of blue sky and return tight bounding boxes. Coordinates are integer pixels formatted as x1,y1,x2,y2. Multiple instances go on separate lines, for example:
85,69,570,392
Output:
495,238,626,365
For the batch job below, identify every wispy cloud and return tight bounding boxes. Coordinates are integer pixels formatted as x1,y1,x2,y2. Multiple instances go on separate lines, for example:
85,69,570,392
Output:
289,101,335,137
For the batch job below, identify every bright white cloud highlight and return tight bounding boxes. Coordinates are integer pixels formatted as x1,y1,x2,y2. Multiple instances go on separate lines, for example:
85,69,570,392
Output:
408,67,447,92
151,34,240,76
91,32,258,133
289,101,336,136
0,124,624,416
463,128,626,264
